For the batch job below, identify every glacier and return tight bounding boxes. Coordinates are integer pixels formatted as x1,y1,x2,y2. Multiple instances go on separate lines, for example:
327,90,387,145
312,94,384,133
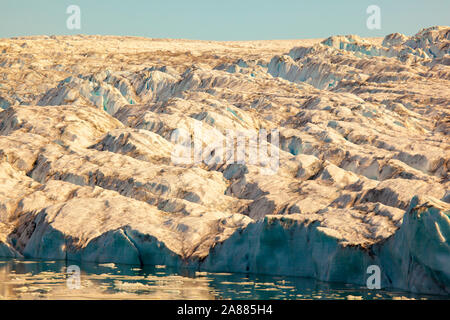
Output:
0,27,449,296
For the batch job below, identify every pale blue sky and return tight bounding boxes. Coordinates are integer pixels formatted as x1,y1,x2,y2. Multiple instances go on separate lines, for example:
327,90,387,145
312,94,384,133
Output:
0,0,448,40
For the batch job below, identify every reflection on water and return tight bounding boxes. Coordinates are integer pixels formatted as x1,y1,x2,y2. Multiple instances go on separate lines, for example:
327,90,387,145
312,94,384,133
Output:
0,258,445,300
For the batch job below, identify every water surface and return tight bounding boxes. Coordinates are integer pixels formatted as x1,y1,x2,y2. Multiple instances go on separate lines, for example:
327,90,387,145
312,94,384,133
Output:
0,258,446,300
